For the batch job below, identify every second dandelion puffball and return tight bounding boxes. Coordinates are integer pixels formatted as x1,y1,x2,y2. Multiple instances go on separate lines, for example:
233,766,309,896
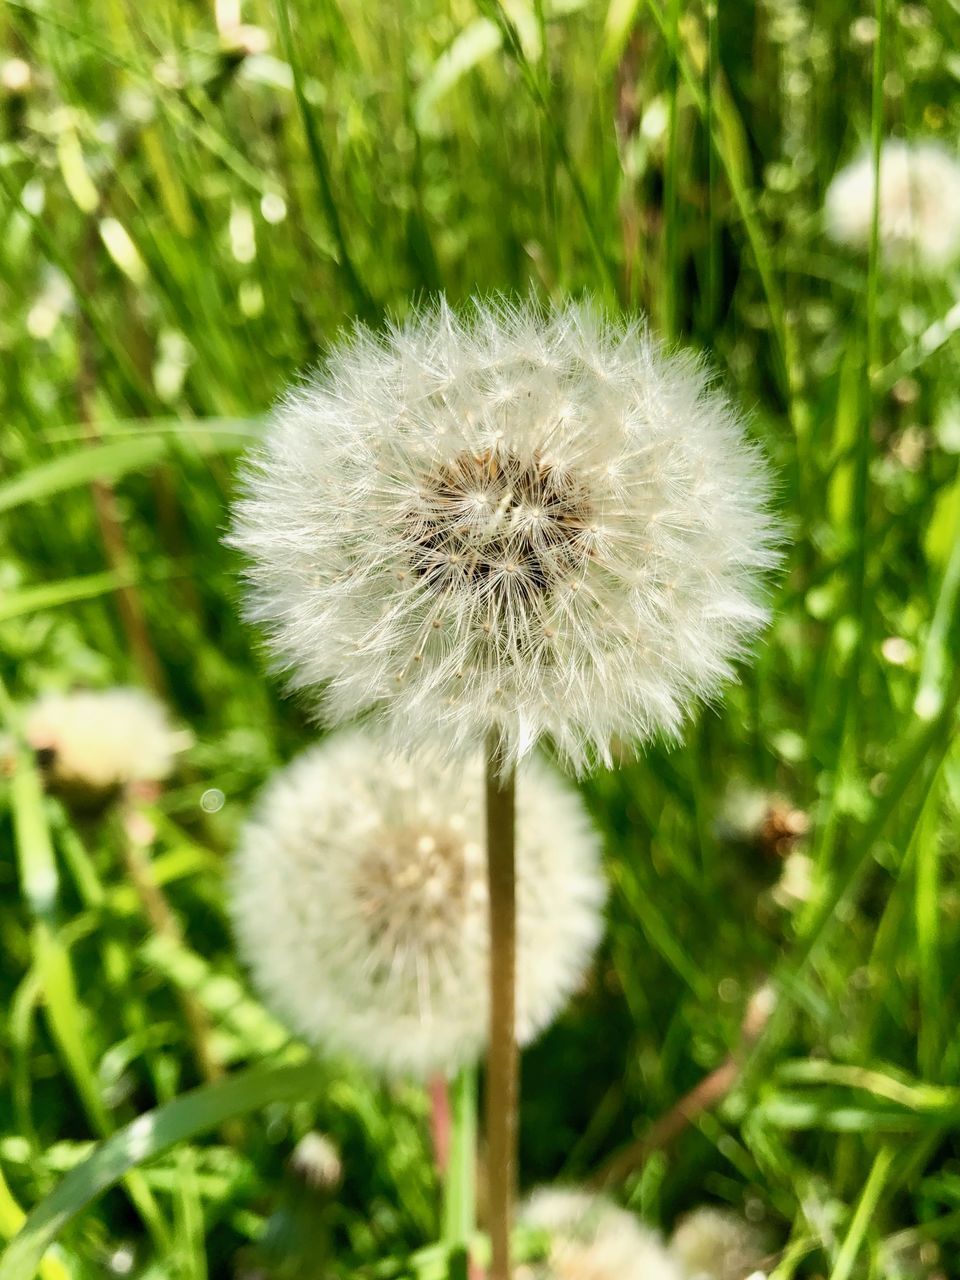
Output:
229,729,606,1078
231,298,777,771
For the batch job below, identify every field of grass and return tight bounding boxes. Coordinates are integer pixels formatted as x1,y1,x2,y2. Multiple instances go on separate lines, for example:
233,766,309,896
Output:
1,0,960,1277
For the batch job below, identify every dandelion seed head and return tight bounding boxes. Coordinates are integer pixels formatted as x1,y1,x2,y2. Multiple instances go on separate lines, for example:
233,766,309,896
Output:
518,1188,683,1280
670,1206,769,1280
825,139,960,269
230,298,778,772
24,688,189,795
229,729,606,1077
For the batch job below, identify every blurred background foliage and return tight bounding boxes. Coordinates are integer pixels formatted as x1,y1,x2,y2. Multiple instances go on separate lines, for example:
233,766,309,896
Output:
1,0,960,1276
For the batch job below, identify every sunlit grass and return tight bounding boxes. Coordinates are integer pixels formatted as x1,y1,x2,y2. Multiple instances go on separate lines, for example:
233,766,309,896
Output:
1,0,959,1276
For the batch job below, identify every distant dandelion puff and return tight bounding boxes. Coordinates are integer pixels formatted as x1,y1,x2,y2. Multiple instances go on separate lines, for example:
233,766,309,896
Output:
24,688,189,796
772,850,816,911
1,58,32,95
289,1132,342,1191
718,783,809,857
230,297,778,771
670,1206,769,1280
229,730,605,1077
825,139,960,269
518,1188,683,1280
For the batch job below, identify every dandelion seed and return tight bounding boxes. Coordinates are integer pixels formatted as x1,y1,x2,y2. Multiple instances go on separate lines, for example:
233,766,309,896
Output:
518,1188,683,1280
825,139,960,269
24,688,189,800
229,729,606,1078
670,1206,769,1280
230,296,778,773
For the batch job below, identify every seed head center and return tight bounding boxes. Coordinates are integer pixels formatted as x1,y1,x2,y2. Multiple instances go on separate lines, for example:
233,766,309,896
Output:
409,448,592,605
353,825,472,958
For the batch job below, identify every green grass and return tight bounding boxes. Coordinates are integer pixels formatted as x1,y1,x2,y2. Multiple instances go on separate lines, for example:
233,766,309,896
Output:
1,0,960,1277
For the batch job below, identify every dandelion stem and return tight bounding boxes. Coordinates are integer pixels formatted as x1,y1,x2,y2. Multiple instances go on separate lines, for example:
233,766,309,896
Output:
485,731,517,1280
430,1075,452,1177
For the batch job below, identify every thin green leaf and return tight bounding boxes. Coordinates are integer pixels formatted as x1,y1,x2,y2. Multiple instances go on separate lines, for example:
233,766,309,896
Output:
829,1146,896,1280
0,572,131,624
0,439,164,515
0,428,251,516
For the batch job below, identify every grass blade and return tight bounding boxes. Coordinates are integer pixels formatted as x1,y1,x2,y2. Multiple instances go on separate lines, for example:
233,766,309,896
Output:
0,1062,324,1280
273,0,375,319
0,571,131,623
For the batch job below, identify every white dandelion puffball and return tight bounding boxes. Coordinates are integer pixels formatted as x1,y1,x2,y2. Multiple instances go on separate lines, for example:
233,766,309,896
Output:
229,729,606,1078
670,1206,768,1280
230,298,777,772
518,1188,683,1280
24,688,188,792
825,139,960,269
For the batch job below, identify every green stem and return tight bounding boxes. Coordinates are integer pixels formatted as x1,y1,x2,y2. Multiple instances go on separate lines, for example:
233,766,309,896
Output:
849,0,885,679
913,482,960,720
443,1067,478,1252
829,1146,895,1280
